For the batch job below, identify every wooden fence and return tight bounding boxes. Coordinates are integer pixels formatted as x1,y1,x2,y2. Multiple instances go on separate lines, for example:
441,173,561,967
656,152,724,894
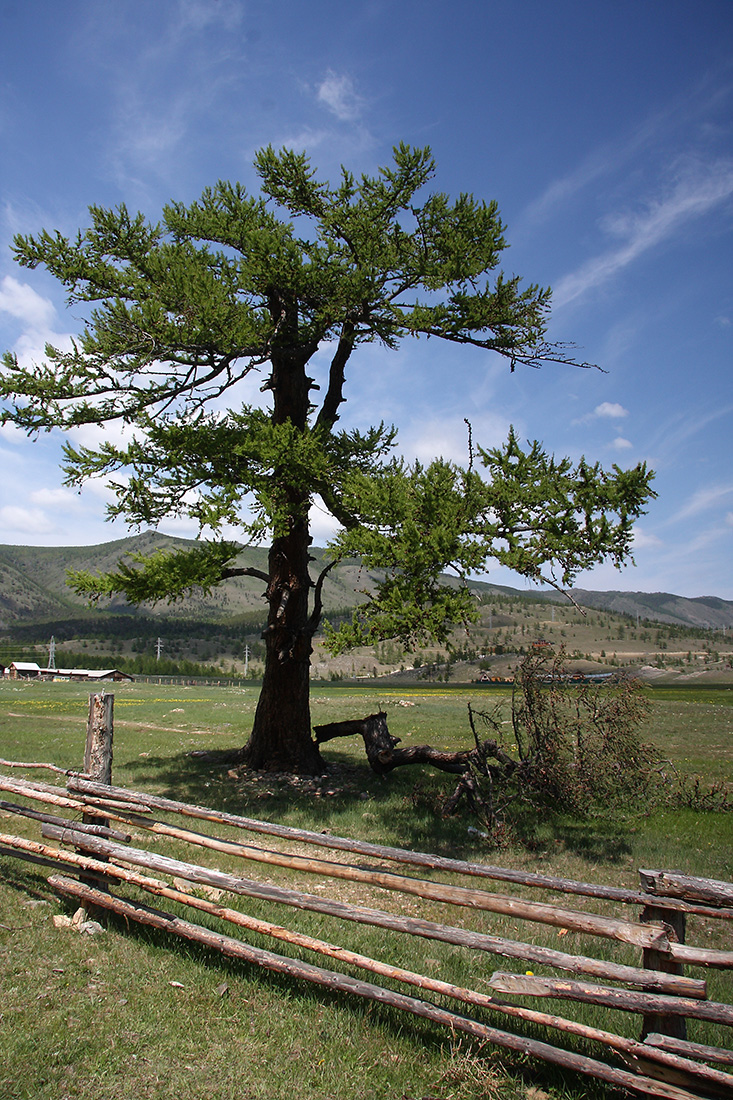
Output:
1,693,732,1100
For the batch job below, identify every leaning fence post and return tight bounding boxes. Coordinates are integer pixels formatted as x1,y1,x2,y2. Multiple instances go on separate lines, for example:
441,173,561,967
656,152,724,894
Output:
639,869,687,1041
81,692,114,891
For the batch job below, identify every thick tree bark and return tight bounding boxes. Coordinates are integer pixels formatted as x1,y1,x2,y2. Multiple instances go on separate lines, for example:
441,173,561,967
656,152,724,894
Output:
239,337,325,774
241,518,325,774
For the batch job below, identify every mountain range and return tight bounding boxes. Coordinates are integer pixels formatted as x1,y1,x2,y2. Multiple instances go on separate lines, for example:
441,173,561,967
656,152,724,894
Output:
1,532,731,632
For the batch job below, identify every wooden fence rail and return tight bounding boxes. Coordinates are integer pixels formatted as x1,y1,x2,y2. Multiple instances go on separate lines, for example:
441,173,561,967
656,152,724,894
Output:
0,692,731,1100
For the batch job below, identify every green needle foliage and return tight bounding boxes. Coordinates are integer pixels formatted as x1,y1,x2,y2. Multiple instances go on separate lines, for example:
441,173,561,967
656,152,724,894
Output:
1,143,655,773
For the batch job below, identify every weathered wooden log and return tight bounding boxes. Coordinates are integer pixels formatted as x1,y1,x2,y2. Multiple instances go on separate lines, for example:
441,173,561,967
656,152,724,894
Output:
314,711,470,775
0,844,68,869
47,874,707,1100
1,843,707,1097
76,866,732,1096
49,804,674,951
0,774,103,815
0,776,152,823
667,942,733,970
489,971,733,1027
376,742,473,774
0,798,131,842
3,825,725,1100
32,826,705,996
640,870,733,910
644,1034,733,1067
79,796,154,814
0,757,71,775
314,713,392,746
66,776,733,920
624,1051,733,1099
5,771,728,962
3,826,725,1094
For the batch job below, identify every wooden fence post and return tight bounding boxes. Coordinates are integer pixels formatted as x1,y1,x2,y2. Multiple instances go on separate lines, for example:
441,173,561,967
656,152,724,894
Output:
84,692,114,785
81,692,114,891
640,896,687,1041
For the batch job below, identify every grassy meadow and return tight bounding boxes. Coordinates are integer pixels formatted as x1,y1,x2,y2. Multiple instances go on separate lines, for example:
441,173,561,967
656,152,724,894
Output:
1,678,731,1100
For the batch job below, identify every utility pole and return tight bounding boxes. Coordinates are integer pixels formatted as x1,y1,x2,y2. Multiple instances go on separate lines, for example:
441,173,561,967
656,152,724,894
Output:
156,637,164,661
244,644,250,676
47,636,56,670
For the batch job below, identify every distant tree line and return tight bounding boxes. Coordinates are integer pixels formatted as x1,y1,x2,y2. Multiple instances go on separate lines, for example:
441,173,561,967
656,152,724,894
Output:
7,613,266,645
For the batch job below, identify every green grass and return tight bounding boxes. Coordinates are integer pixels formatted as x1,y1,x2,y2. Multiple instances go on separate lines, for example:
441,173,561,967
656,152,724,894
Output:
1,679,731,1100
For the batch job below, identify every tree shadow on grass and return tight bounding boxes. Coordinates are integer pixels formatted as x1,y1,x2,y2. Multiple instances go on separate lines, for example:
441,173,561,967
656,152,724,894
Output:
116,745,485,860
548,818,634,864
116,744,637,869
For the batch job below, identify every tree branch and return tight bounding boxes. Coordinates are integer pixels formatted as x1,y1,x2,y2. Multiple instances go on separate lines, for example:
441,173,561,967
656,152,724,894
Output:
315,321,355,431
306,558,338,638
221,565,270,585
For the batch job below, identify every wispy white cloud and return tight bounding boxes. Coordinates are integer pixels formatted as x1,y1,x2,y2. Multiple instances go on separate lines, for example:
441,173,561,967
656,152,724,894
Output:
660,515,733,566
268,127,332,154
29,487,82,509
400,419,472,465
10,328,74,372
317,71,364,121
524,152,610,226
0,504,55,536
573,401,629,426
576,513,732,598
523,105,672,227
174,0,243,35
631,526,663,550
645,403,733,465
671,483,733,523
63,420,135,460
0,425,26,448
612,437,633,451
81,2,247,194
0,275,56,330
553,158,733,308
399,413,510,466
595,402,628,419
309,498,341,545
525,67,733,227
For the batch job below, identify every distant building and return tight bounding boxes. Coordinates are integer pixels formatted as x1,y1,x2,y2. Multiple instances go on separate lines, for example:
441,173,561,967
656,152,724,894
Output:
5,662,133,682
44,668,134,683
7,662,42,679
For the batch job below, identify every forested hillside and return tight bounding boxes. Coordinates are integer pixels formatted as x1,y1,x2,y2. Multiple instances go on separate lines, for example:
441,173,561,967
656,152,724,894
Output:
2,533,731,631
1,533,731,683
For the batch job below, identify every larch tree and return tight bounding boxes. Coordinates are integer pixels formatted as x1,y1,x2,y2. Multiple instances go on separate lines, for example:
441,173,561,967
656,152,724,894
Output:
1,145,654,773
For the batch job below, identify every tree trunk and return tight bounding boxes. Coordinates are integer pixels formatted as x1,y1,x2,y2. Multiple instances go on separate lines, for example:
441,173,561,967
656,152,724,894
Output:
239,335,327,775
242,519,324,774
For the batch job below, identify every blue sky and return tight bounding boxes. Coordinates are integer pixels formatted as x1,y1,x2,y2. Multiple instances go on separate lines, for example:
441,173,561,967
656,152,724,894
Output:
1,0,731,599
